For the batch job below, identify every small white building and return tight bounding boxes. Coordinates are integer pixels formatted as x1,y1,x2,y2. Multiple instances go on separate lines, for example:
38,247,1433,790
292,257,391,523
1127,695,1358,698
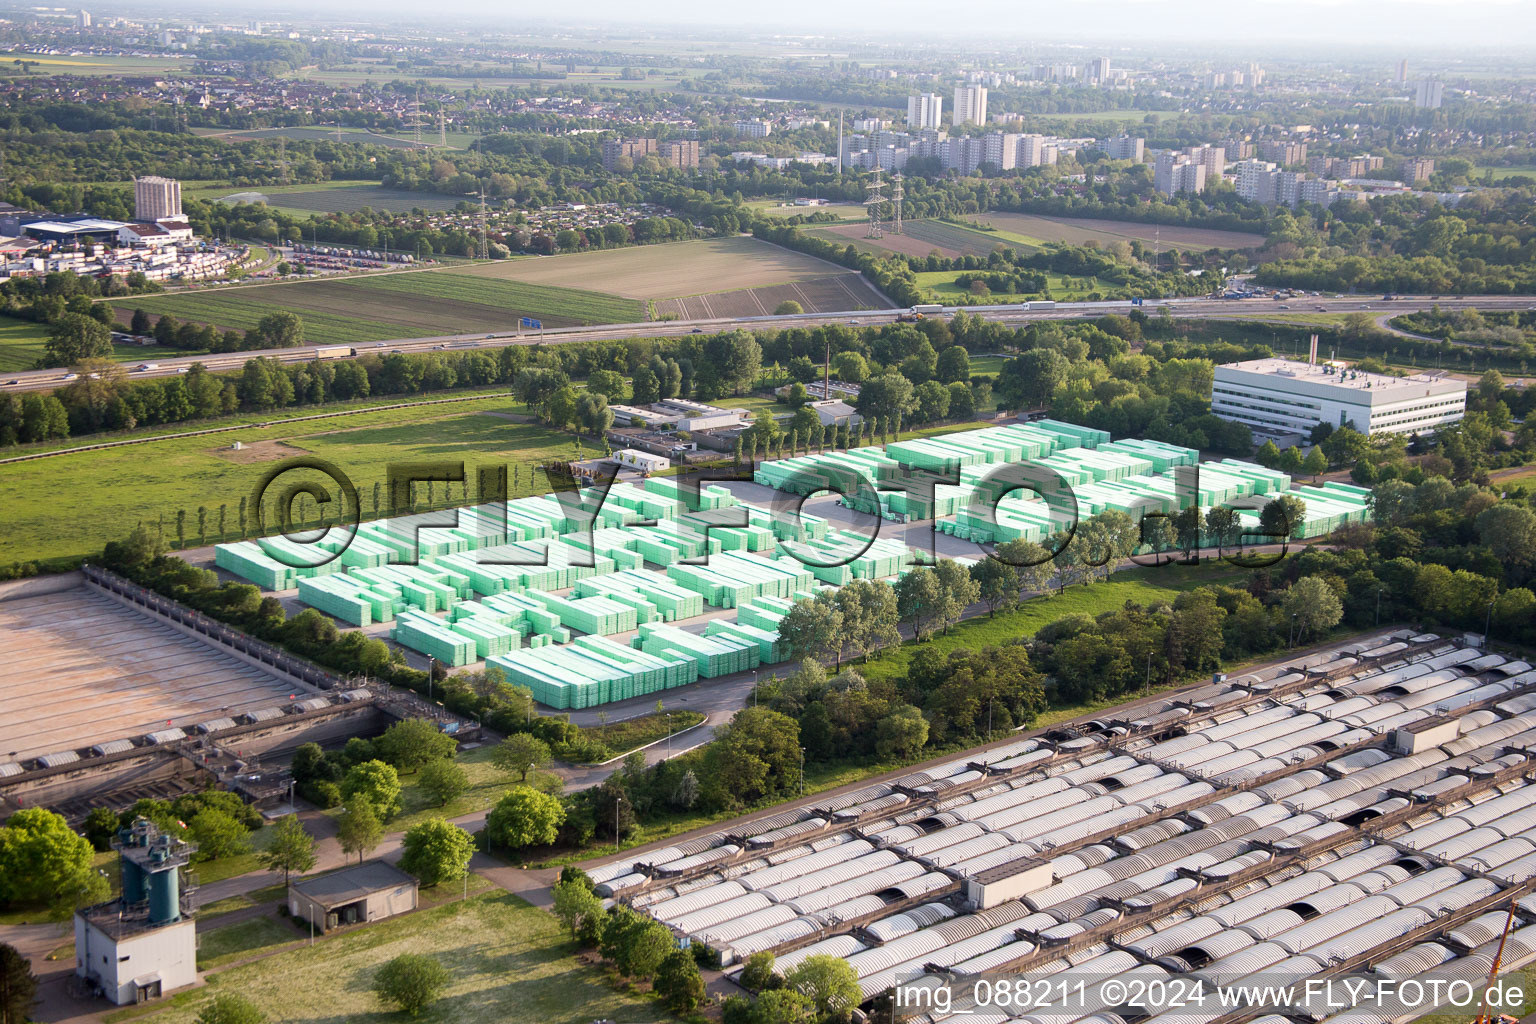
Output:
810,398,862,427
608,399,747,433
75,819,198,1005
613,448,671,474
288,861,419,932
1211,356,1467,439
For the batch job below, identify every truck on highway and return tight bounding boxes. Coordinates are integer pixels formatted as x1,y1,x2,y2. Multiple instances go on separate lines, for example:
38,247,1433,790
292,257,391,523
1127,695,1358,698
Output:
912,304,944,315
313,345,352,360
1028,300,1056,310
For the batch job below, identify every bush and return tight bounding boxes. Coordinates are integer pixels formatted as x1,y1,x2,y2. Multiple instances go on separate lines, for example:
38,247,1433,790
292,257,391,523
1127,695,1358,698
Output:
373,953,448,1016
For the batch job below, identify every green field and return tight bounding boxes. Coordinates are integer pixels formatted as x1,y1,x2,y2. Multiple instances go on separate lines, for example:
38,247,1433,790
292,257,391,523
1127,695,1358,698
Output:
0,316,52,372
190,180,469,216
0,52,192,77
0,399,577,564
113,892,667,1024
857,564,1244,684
747,200,867,222
111,268,644,343
0,315,189,372
1484,164,1536,180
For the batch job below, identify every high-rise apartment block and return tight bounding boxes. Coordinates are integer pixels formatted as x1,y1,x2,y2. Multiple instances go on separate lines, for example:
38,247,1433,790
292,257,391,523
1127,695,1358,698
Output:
1414,80,1444,109
1088,56,1112,83
1221,139,1256,160
1402,157,1436,183
952,85,988,126
602,138,698,171
1259,140,1307,167
659,139,699,169
907,93,943,130
1097,135,1145,162
133,176,182,222
1185,144,1226,178
733,119,773,138
1154,152,1206,196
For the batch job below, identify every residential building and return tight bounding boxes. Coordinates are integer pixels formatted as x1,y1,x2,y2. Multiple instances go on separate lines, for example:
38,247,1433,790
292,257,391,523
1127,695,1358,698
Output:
133,176,182,223
1403,157,1436,183
1396,58,1409,84
1185,144,1226,178
1154,152,1206,196
1259,140,1307,167
1221,139,1256,160
982,132,1020,171
658,139,699,169
1211,357,1467,439
851,117,890,132
733,119,773,138
76,8,91,29
1016,134,1057,168
1234,159,1280,205
1415,80,1444,109
600,138,656,171
1088,56,1112,83
907,92,943,130
952,85,988,126
288,862,418,932
942,136,987,175
1097,135,1145,162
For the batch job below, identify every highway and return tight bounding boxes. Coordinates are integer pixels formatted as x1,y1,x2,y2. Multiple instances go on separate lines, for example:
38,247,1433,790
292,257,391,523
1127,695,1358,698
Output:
4,292,1531,394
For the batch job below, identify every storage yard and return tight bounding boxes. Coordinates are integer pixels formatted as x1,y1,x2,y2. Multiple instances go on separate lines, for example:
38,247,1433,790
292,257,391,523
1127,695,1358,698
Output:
0,586,303,763
208,421,1376,711
590,633,1536,1024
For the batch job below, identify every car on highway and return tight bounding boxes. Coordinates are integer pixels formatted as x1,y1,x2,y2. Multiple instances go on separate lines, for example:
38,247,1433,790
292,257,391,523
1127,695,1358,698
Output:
135,363,159,372
690,328,703,333
176,367,189,374
1278,304,1290,309
3,379,18,386
61,373,78,381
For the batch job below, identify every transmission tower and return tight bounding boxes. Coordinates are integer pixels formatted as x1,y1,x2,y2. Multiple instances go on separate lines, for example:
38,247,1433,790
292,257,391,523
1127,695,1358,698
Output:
864,166,887,239
405,91,426,147
890,172,904,235
475,185,489,260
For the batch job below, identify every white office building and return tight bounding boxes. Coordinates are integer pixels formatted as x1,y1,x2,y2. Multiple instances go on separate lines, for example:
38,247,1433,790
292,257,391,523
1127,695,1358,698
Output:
1212,357,1467,439
907,92,943,130
133,176,182,223
952,85,988,126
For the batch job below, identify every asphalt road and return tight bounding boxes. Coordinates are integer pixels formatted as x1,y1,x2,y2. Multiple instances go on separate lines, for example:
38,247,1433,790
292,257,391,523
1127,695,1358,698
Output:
5,293,1531,394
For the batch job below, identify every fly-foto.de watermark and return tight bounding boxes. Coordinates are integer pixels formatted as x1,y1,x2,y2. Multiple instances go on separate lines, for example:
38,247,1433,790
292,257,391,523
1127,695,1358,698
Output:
246,456,1297,572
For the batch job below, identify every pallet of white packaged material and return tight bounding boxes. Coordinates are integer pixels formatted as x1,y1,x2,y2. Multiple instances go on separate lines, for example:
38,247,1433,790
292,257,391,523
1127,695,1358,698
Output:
488,634,699,709
635,623,761,677
390,610,477,667
665,552,816,608
574,569,706,620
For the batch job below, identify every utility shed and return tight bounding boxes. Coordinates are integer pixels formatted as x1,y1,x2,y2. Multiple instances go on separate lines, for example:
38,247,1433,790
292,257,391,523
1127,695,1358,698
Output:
963,856,1054,910
288,862,418,932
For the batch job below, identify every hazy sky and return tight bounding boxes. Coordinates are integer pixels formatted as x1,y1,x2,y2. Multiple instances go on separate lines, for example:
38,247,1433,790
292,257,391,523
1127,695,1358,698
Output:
149,0,1536,48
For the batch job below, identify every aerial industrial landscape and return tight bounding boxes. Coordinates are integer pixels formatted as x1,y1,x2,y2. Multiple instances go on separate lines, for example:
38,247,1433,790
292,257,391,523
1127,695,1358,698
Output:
0,3,1535,1024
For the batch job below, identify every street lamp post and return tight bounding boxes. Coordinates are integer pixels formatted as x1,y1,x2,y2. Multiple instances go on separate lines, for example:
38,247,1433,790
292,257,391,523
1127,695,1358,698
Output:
1485,599,1495,648
427,656,435,703
666,713,672,759
799,747,806,798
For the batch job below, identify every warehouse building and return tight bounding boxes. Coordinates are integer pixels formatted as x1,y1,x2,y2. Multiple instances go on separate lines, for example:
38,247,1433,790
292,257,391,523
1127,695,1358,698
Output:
288,861,418,932
1212,356,1467,439
590,633,1536,1024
